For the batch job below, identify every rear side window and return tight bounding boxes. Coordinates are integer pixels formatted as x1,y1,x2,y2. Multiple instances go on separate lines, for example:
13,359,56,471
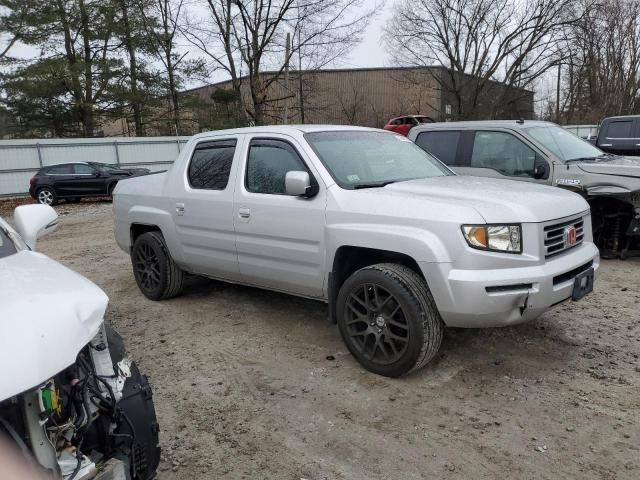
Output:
188,139,236,190
73,164,95,174
246,139,307,194
46,164,73,175
605,120,633,139
415,131,460,165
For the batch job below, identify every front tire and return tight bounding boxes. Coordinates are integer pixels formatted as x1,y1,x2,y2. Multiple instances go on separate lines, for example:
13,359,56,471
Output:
337,263,444,377
131,232,185,300
37,187,57,205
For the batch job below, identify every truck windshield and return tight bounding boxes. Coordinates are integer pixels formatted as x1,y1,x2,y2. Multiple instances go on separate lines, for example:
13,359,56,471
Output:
526,125,605,162
0,227,17,258
305,131,452,189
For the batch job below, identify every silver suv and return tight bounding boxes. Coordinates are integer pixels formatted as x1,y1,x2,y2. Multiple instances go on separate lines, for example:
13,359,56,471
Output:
409,120,640,259
113,126,599,376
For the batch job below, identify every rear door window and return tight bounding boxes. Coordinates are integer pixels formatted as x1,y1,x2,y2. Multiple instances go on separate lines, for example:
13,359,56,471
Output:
73,164,96,175
46,164,73,175
415,131,461,165
188,139,236,190
605,120,633,139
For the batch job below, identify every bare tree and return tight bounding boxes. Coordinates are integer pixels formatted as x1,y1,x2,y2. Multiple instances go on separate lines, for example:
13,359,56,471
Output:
386,0,581,120
183,0,375,125
47,0,121,136
557,0,640,123
336,78,366,124
137,0,188,133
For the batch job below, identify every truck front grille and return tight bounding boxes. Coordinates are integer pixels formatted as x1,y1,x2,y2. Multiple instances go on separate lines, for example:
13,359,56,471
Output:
544,217,584,258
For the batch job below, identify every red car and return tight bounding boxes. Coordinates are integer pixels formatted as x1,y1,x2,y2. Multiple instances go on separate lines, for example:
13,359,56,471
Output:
383,115,434,136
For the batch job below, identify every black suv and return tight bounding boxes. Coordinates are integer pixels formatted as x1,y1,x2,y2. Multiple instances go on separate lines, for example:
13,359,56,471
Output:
591,115,640,156
29,162,150,205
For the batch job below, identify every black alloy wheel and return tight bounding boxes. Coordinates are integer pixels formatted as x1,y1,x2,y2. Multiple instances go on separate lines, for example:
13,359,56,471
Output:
134,242,162,293
337,263,444,377
344,283,409,365
131,232,185,300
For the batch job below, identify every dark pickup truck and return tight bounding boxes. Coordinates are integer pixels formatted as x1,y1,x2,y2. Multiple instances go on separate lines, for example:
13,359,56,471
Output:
592,116,640,157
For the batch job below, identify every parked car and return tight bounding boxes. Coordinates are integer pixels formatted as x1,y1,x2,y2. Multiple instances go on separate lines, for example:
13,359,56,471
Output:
0,204,159,479
383,115,434,136
409,120,640,259
113,126,598,377
29,162,151,205
591,115,640,156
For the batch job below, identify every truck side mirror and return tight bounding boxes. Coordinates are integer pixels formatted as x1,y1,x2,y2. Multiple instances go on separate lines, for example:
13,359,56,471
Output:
532,158,550,180
285,171,316,197
13,204,59,250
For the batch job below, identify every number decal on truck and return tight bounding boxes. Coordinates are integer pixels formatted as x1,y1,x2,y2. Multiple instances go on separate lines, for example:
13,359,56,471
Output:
556,178,581,186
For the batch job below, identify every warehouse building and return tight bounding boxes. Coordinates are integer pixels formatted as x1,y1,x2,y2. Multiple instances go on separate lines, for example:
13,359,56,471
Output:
187,66,534,130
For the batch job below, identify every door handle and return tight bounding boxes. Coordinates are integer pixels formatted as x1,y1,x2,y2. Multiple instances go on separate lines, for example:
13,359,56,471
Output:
238,208,251,219
175,202,185,216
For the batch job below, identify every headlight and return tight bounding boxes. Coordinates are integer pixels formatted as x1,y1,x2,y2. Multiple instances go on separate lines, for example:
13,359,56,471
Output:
462,225,522,253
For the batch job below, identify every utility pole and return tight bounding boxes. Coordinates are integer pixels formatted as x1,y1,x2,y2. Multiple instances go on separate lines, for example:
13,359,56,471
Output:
556,63,561,123
283,33,291,124
297,2,305,123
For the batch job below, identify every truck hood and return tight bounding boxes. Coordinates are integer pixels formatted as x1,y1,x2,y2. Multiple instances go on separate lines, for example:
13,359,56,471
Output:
385,176,589,223
0,251,108,401
576,156,640,178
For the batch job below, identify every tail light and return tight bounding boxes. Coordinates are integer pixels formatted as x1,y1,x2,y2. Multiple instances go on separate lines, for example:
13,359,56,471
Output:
29,176,36,186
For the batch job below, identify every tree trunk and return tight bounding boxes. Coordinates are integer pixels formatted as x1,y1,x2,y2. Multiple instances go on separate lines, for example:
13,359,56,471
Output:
120,0,144,136
79,0,95,136
298,72,305,123
167,63,179,133
55,0,85,135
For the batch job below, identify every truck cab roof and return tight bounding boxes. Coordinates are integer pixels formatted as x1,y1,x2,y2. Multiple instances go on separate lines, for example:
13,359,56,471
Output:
411,120,554,131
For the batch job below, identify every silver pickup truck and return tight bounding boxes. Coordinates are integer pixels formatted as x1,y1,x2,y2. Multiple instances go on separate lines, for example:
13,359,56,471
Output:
113,126,599,377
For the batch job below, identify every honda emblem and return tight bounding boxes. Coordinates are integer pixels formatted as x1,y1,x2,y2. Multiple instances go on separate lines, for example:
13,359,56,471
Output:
563,226,577,247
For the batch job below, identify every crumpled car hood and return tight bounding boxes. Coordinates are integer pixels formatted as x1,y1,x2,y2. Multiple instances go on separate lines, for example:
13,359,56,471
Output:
0,251,108,401
577,156,640,178
384,176,589,223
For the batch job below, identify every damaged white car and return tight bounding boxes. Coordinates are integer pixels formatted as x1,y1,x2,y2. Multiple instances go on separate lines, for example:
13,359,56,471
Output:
0,205,160,479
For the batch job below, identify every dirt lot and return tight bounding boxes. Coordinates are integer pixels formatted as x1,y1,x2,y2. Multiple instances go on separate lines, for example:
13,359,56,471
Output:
7,200,640,479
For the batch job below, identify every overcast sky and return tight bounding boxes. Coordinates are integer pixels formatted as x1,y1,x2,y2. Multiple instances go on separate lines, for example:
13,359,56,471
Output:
340,0,392,69
6,0,392,86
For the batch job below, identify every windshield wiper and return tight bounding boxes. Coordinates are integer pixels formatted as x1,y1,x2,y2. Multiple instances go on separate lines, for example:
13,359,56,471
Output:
565,153,615,164
352,180,397,189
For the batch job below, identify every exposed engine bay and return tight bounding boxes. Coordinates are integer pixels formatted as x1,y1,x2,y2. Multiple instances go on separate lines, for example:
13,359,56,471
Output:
0,326,159,480
590,194,640,259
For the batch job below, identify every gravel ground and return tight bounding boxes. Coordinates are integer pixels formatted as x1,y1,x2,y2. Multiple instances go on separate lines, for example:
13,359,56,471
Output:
8,200,639,479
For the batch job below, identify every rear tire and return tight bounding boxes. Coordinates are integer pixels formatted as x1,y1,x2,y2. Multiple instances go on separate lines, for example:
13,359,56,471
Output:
131,232,185,300
337,263,444,377
37,187,57,206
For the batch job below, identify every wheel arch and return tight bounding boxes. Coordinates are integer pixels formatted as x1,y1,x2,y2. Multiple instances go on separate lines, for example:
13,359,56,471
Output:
130,223,163,246
327,245,425,323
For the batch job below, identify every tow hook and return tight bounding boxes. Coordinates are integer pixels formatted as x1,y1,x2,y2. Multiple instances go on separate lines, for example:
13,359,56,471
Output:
519,292,530,316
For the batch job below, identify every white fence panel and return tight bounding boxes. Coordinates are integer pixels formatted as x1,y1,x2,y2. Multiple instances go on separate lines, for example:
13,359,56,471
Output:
0,146,41,170
40,143,115,166
118,140,183,166
0,136,190,196
0,171,33,196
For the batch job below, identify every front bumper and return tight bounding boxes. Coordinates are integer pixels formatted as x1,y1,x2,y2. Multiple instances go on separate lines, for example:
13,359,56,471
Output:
421,243,600,328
